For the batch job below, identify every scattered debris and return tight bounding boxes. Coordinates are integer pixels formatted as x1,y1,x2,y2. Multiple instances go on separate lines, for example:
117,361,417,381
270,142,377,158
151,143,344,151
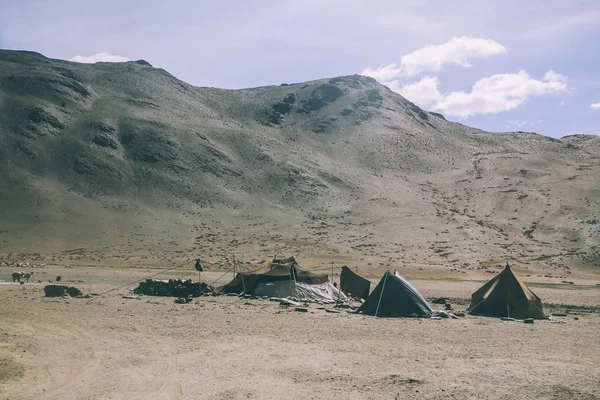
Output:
431,297,449,305
280,298,301,306
334,303,350,309
549,317,567,324
295,307,309,312
431,310,450,319
133,279,212,297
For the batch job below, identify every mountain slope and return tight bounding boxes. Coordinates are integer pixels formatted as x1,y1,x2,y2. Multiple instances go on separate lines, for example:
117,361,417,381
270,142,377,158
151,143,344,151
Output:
0,50,599,274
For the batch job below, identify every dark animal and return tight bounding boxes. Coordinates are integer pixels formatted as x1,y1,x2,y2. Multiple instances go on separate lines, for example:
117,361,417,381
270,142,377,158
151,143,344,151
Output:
43,285,82,297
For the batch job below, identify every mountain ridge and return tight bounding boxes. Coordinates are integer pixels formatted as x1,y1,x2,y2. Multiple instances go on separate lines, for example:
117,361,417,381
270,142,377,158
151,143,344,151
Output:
0,49,599,275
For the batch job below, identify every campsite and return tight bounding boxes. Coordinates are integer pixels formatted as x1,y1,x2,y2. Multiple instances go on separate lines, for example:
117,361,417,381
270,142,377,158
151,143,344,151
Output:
1,257,599,399
1,3,600,397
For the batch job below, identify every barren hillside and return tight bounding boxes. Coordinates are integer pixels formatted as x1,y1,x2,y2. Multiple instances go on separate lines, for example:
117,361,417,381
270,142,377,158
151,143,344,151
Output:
0,50,599,274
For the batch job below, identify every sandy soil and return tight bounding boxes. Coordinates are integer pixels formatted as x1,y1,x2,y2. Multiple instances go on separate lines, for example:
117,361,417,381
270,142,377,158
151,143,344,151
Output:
1,265,599,400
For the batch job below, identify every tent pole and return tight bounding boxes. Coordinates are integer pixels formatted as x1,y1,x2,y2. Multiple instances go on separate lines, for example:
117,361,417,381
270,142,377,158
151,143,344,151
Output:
289,264,296,298
236,254,247,295
334,262,341,303
331,262,334,284
375,272,388,318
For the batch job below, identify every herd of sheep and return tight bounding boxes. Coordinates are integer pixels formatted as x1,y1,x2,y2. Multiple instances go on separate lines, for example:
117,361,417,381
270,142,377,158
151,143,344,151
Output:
0,261,47,283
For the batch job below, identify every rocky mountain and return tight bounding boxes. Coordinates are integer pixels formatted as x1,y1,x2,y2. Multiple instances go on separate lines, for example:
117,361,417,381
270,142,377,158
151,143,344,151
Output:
0,50,598,273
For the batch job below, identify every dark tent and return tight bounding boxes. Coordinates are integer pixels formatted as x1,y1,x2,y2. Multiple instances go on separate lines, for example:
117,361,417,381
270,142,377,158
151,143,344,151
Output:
468,264,545,319
217,257,346,302
356,271,432,317
217,265,272,294
340,266,371,299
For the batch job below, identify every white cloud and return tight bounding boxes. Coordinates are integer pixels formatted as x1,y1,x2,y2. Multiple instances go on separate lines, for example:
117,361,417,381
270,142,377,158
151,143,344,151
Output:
591,103,600,109
362,36,506,80
69,52,130,63
399,36,507,77
432,70,568,118
361,63,402,82
397,76,442,107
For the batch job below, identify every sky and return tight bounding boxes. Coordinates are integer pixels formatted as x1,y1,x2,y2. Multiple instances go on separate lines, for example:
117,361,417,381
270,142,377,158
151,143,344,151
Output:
1,0,599,138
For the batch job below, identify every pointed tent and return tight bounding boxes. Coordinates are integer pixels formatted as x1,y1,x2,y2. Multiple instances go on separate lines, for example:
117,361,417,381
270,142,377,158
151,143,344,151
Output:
468,264,545,319
356,271,432,317
217,257,347,303
340,266,371,300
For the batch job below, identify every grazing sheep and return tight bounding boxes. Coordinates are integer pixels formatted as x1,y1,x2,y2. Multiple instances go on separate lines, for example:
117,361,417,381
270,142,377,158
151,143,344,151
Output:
12,271,23,282
12,271,34,282
22,272,34,282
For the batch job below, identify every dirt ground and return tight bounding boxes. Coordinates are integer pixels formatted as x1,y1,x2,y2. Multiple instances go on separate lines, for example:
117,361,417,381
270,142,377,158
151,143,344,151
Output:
1,265,599,400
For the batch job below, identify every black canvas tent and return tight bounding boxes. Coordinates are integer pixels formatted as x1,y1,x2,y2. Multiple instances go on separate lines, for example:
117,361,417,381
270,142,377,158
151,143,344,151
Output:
356,271,432,317
340,266,371,300
468,264,545,319
217,257,347,302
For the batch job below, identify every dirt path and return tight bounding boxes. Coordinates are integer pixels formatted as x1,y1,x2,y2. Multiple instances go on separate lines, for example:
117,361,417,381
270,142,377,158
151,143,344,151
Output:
1,268,599,399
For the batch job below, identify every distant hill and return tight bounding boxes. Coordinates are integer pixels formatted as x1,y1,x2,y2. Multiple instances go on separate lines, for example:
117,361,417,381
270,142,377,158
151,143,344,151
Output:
0,49,599,273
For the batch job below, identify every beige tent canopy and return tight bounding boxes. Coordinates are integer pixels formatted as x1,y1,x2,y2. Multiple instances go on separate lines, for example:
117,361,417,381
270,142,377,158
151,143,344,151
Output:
468,264,545,319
